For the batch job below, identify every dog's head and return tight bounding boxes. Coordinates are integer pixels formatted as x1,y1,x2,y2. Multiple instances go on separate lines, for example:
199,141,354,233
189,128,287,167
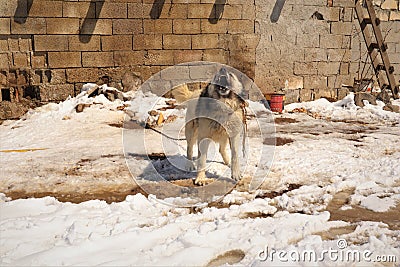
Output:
211,68,243,97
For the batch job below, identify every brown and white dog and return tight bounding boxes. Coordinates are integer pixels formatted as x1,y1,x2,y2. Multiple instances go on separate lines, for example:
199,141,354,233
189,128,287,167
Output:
172,68,247,185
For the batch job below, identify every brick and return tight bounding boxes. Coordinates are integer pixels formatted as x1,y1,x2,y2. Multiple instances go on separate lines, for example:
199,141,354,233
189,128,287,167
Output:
203,49,229,63
29,1,63,17
0,39,8,51
69,35,101,51
305,76,328,90
99,2,128,18
294,62,318,75
173,19,201,34
79,19,112,35
304,48,328,61
128,3,144,18
133,34,163,50
82,52,114,67
318,62,341,75
163,35,191,49
113,19,143,34
228,20,254,33
381,0,398,10
31,52,47,68
143,19,172,34
0,1,18,17
159,4,188,19
145,50,174,65
223,4,243,19
188,4,214,18
0,53,11,69
46,18,80,34
201,19,228,33
102,35,133,51
18,38,31,52
63,1,95,18
48,52,81,68
227,34,260,50
11,18,46,34
389,11,400,20
40,84,74,102
66,68,100,83
192,34,219,49
331,22,353,34
320,34,343,48
174,50,203,64
8,39,19,51
114,51,145,66
34,35,69,51
0,18,10,34
242,4,256,19
296,33,320,48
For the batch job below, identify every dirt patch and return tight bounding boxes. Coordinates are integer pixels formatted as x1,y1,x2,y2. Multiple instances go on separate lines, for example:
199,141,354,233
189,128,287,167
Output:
263,137,294,146
275,117,299,124
207,249,246,267
326,189,400,230
6,185,147,204
316,225,358,241
256,183,302,199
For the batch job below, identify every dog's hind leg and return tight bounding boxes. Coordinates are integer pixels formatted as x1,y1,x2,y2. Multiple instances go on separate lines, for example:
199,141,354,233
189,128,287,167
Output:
219,138,230,166
185,121,196,171
194,138,213,185
229,135,242,181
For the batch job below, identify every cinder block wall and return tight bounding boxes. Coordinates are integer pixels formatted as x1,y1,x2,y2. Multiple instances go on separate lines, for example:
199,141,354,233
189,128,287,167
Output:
0,0,258,103
255,0,400,103
0,0,399,107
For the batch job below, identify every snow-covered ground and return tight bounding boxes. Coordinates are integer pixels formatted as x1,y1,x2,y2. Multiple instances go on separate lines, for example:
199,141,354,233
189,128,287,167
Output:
1,88,399,266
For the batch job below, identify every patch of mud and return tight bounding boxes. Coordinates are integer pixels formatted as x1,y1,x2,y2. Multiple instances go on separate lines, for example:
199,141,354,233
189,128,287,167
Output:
6,185,146,204
263,137,294,146
316,225,358,241
256,183,302,199
207,249,246,267
326,189,400,230
275,117,299,124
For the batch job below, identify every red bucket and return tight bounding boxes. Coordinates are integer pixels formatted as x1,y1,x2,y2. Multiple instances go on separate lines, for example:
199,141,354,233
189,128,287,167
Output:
270,94,284,112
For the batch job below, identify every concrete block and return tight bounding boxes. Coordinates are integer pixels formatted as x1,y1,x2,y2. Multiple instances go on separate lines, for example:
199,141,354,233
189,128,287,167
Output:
381,0,398,10
294,62,318,75
304,48,328,61
102,35,133,51
304,75,328,89
113,19,143,34
228,20,254,34
11,18,46,34
192,34,219,49
29,0,63,17
299,88,314,102
31,52,47,68
114,51,145,66
160,4,188,19
188,4,214,18
0,18,10,34
63,1,95,18
128,3,144,18
99,2,128,18
143,19,172,34
318,62,341,75
173,19,201,34
48,52,81,68
46,18,80,34
66,68,100,83
174,50,203,64
82,52,114,68
296,33,320,48
163,35,192,49
79,19,112,35
242,4,256,19
134,34,163,50
145,50,175,65
69,35,101,51
201,19,228,33
389,11,400,20
331,21,353,34
203,49,229,63
223,4,243,19
12,52,29,68
34,35,69,51
284,88,300,104
40,84,75,102
320,34,343,48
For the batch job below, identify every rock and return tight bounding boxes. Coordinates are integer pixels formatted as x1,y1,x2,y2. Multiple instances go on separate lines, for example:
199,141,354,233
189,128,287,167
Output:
148,110,158,116
76,103,91,113
354,92,377,107
376,91,391,104
383,104,400,113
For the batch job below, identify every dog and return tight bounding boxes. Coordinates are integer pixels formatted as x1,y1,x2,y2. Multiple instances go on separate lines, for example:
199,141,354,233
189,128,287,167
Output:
172,68,247,185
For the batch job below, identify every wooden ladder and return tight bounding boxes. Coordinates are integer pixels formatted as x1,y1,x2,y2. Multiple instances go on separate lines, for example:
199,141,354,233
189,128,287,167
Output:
354,0,399,99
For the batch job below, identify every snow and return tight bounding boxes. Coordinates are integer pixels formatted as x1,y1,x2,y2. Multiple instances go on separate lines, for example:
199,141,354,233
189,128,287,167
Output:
1,86,400,265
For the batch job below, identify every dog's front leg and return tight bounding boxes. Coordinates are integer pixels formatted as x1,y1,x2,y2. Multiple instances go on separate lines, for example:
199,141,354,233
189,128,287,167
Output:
230,135,242,181
194,138,213,185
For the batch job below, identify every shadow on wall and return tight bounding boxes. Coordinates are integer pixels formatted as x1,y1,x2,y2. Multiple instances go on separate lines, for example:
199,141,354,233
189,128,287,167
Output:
79,0,105,43
14,0,33,24
149,0,227,23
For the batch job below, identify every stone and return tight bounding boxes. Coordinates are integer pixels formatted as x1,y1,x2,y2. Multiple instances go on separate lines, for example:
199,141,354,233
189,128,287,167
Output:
381,0,398,10
383,104,400,113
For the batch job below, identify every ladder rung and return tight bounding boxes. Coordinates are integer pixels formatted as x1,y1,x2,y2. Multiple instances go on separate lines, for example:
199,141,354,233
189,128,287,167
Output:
368,43,379,52
360,19,371,30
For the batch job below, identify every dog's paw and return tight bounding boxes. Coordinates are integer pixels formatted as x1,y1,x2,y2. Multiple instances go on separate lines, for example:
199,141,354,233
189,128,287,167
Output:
231,173,242,182
185,161,195,171
194,176,214,186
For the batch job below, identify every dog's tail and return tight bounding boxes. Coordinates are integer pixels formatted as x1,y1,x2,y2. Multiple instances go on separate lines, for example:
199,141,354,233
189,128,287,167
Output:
170,84,201,104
